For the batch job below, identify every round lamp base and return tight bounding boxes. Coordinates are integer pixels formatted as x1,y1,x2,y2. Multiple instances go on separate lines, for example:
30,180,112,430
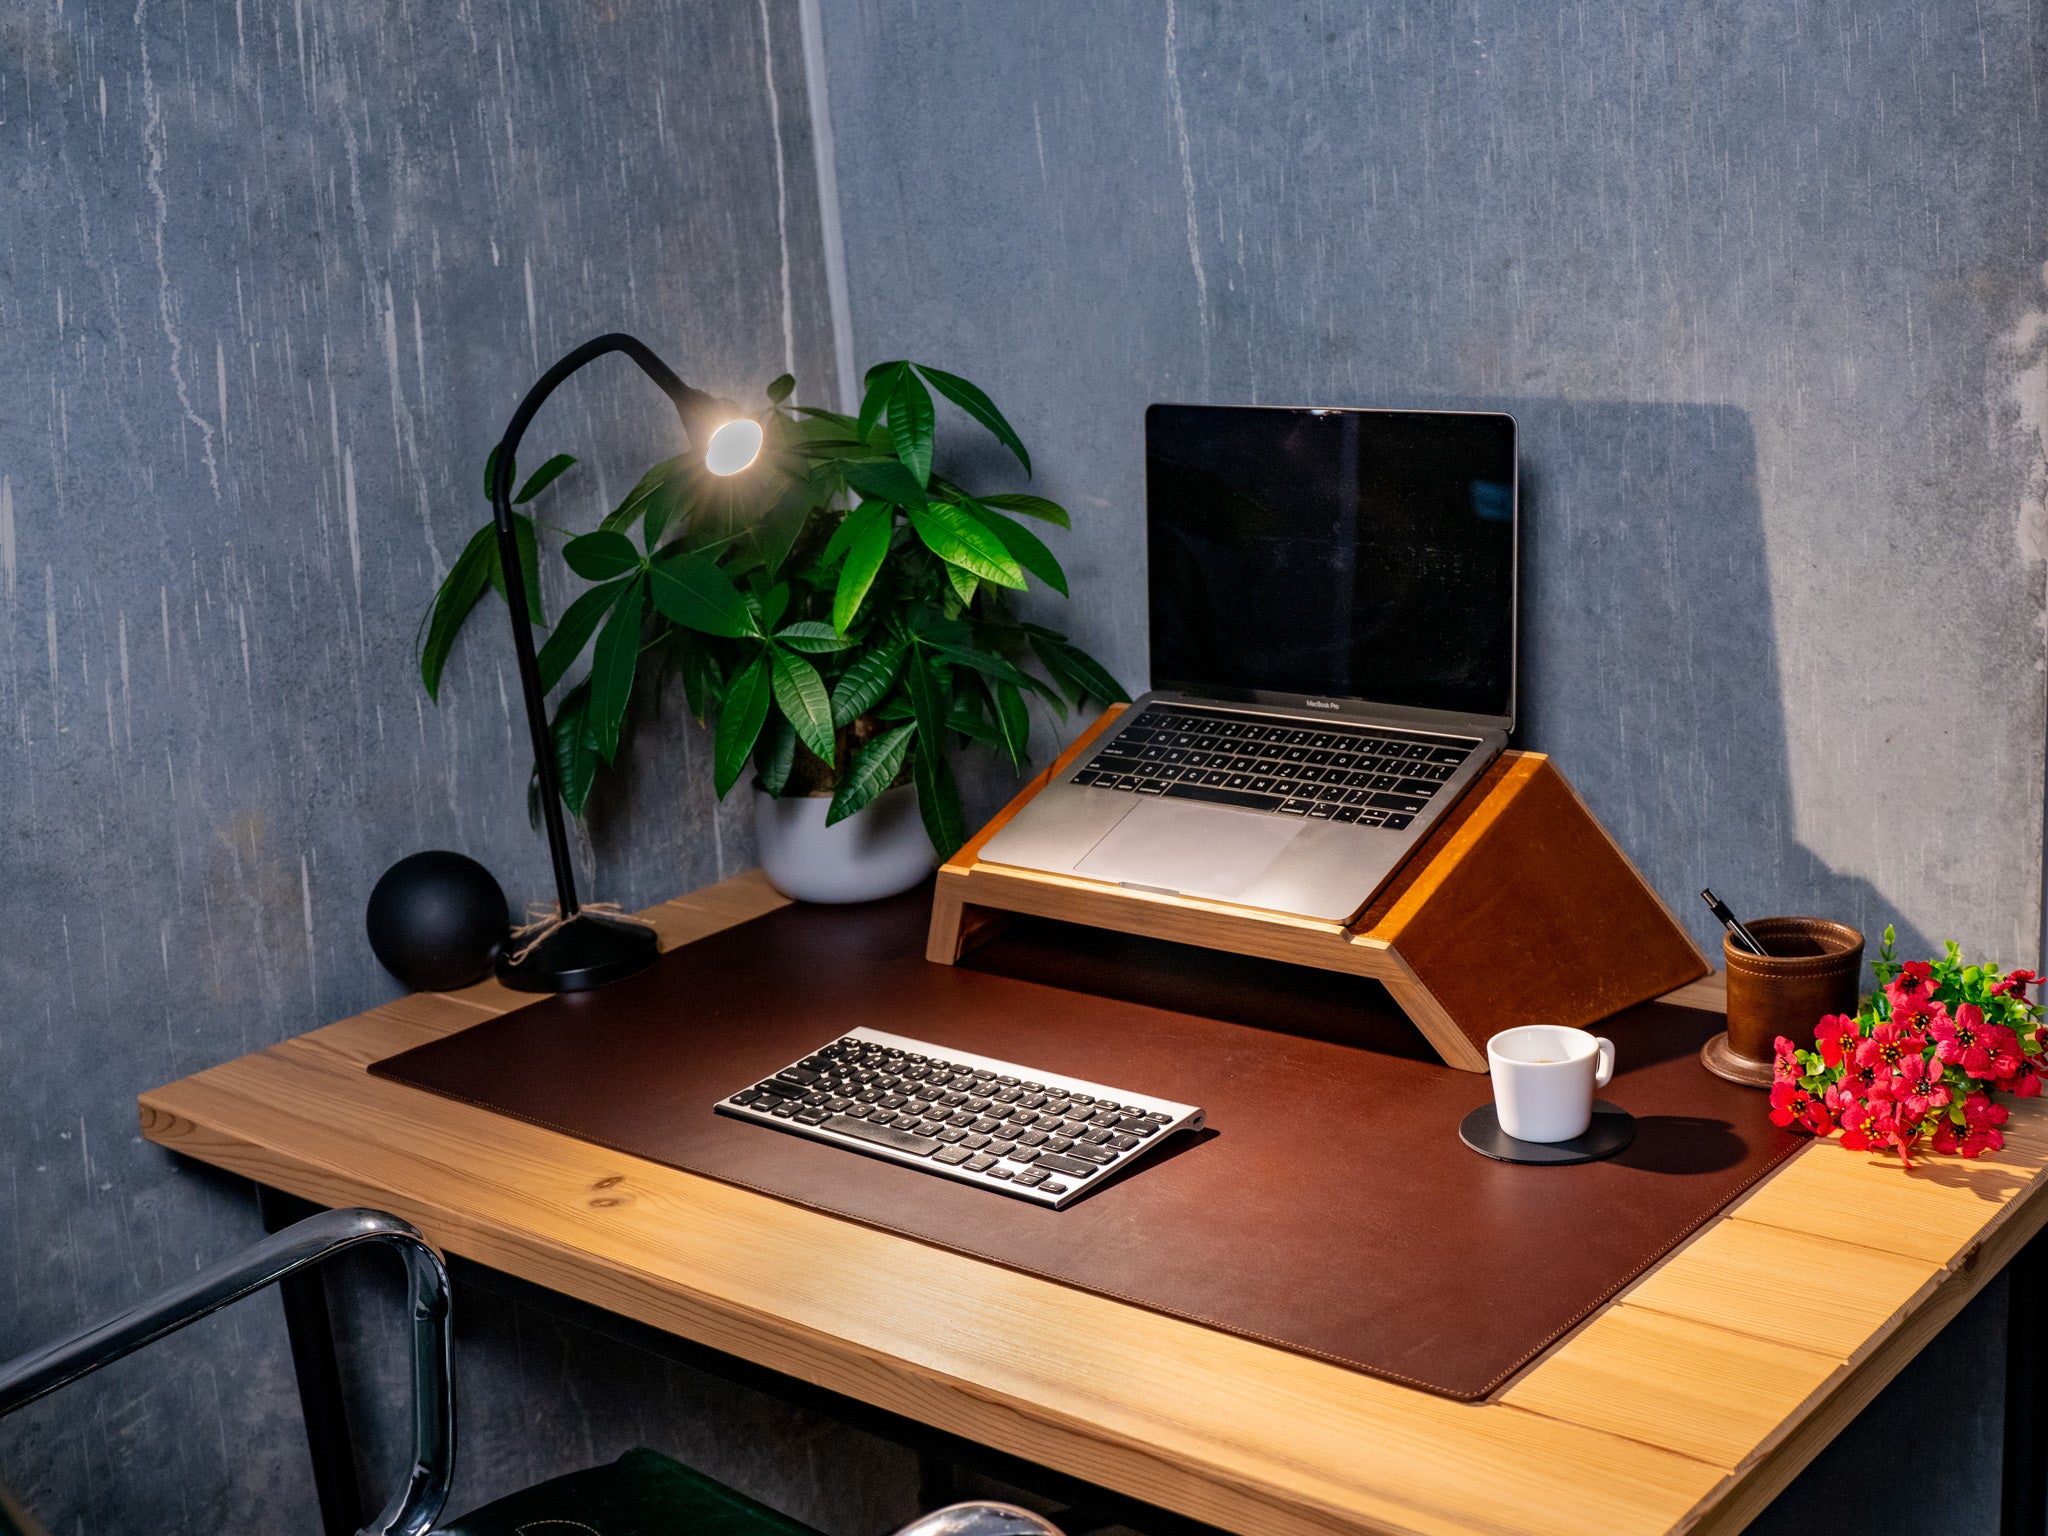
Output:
496,911,659,993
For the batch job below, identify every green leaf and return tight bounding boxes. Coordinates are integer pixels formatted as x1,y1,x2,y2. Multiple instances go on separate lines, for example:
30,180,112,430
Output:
904,643,950,752
842,457,929,511
827,723,915,826
714,652,774,797
769,645,836,765
819,500,880,568
601,456,687,542
563,529,643,582
544,681,599,817
765,373,796,404
991,680,1030,771
833,505,893,633
856,361,905,444
1028,633,1130,707
514,453,576,503
915,363,1031,476
419,524,495,700
679,641,722,720
887,365,936,488
911,734,966,857
535,577,630,693
944,700,1004,749
755,712,796,795
756,580,791,632
831,638,906,727
587,575,645,762
945,564,979,609
483,512,546,626
964,501,1067,595
978,492,1070,529
925,640,1029,687
650,550,757,637
751,465,827,577
773,620,852,654
907,502,1026,588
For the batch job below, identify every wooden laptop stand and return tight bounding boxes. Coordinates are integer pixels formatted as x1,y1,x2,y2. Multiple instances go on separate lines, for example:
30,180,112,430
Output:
928,705,1709,1071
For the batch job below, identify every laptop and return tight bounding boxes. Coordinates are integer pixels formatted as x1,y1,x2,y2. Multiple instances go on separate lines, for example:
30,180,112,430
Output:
979,403,1518,924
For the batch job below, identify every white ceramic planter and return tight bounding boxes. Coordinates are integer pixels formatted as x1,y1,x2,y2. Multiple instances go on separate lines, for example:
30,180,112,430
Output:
754,783,935,904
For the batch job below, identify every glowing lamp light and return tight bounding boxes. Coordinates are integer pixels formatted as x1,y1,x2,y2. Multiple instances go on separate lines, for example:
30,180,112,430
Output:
705,417,764,476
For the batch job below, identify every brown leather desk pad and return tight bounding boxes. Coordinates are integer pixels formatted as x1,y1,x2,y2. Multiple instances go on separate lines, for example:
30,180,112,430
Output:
371,890,1802,1401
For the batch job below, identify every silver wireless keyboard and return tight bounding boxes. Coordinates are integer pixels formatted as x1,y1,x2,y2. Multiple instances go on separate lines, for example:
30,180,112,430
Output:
715,1026,1206,1208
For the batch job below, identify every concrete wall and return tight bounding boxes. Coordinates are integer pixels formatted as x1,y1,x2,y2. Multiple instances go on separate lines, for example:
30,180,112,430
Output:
0,2,920,1531
817,0,2048,968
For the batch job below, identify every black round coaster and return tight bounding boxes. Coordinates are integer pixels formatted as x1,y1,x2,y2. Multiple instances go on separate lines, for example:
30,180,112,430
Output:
1459,1100,1635,1165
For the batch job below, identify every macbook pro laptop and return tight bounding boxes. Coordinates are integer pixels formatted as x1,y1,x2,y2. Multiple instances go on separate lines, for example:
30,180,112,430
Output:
979,403,1518,923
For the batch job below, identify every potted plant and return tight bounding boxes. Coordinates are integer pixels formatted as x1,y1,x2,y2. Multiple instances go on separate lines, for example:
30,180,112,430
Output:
418,360,1126,902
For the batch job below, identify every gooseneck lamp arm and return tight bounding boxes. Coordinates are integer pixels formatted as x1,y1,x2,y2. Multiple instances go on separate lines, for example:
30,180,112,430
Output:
487,333,746,992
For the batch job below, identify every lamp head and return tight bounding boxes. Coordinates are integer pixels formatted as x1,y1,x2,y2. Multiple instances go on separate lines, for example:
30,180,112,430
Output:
704,417,764,477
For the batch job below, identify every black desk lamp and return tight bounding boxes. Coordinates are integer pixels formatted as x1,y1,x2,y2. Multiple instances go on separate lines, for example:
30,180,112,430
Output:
489,332,762,992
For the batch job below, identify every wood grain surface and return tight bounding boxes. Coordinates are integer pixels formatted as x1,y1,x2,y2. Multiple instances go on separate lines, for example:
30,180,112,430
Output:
140,871,2048,1536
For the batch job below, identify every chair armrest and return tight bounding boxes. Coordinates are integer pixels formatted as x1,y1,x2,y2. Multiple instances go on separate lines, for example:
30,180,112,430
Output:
0,1207,453,1536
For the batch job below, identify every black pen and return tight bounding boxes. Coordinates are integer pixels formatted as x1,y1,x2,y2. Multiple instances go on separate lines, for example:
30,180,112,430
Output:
1699,889,1767,957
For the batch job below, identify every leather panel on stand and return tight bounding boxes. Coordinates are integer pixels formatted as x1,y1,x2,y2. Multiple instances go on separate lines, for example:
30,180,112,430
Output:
371,887,1800,1401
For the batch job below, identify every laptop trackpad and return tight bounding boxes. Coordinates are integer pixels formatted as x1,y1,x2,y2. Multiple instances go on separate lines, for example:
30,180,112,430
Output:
1074,798,1305,899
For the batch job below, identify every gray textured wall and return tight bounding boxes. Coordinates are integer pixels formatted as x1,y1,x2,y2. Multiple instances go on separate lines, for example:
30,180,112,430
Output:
5,0,2046,1532
819,0,2048,969
811,0,2046,1527
0,1,922,1532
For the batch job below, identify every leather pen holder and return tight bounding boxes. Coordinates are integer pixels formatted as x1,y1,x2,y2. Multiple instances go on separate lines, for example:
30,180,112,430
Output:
1700,917,1865,1088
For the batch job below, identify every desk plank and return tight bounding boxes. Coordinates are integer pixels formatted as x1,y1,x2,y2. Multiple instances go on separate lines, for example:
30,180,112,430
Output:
136,877,2048,1536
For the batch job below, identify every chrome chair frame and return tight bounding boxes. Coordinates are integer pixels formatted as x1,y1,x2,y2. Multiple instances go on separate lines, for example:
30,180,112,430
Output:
0,1207,453,1536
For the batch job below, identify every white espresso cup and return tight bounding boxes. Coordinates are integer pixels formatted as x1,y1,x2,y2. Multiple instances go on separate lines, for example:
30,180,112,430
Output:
1487,1025,1616,1143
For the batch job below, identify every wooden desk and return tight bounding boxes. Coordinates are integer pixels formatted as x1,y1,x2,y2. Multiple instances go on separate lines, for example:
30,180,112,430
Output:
139,872,2048,1536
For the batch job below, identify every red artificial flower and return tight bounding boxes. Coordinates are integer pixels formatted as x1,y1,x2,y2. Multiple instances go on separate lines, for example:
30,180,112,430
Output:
1769,1076,1838,1136
1840,1096,1912,1160
2014,1066,2044,1099
1962,1091,2009,1131
1887,960,1936,1011
1815,1014,1863,1070
1856,1017,1929,1077
1993,968,2042,1000
1977,1024,2025,1083
1891,1051,1953,1118
1932,1004,1996,1077
1932,1115,2004,1158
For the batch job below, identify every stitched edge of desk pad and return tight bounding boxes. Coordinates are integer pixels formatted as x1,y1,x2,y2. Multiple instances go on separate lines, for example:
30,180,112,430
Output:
369,891,1802,1401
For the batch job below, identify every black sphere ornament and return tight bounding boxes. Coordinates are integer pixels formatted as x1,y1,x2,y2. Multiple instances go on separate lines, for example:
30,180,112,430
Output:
366,851,511,992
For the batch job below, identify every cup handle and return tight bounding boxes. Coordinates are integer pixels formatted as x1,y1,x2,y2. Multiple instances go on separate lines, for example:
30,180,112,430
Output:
1593,1037,1615,1090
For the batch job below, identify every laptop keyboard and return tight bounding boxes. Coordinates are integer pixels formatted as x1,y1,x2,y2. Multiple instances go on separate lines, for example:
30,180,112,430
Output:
1068,704,1476,827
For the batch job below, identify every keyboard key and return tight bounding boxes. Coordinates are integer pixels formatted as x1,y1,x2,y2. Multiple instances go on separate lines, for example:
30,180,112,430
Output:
1385,813,1414,830
1040,1180,1068,1195
1306,803,1336,818
1277,799,1313,815
933,1146,973,1165
1033,1153,1099,1178
794,1106,831,1125
965,1153,998,1171
1368,791,1427,813
1065,1144,1117,1165
1163,782,1283,812
825,1114,938,1156
1013,1167,1049,1186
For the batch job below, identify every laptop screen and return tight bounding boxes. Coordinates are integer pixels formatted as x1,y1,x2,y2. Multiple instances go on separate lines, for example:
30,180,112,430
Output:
1145,404,1517,720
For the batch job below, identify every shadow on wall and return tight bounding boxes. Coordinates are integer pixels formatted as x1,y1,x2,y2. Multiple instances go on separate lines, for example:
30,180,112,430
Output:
1484,396,1930,969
